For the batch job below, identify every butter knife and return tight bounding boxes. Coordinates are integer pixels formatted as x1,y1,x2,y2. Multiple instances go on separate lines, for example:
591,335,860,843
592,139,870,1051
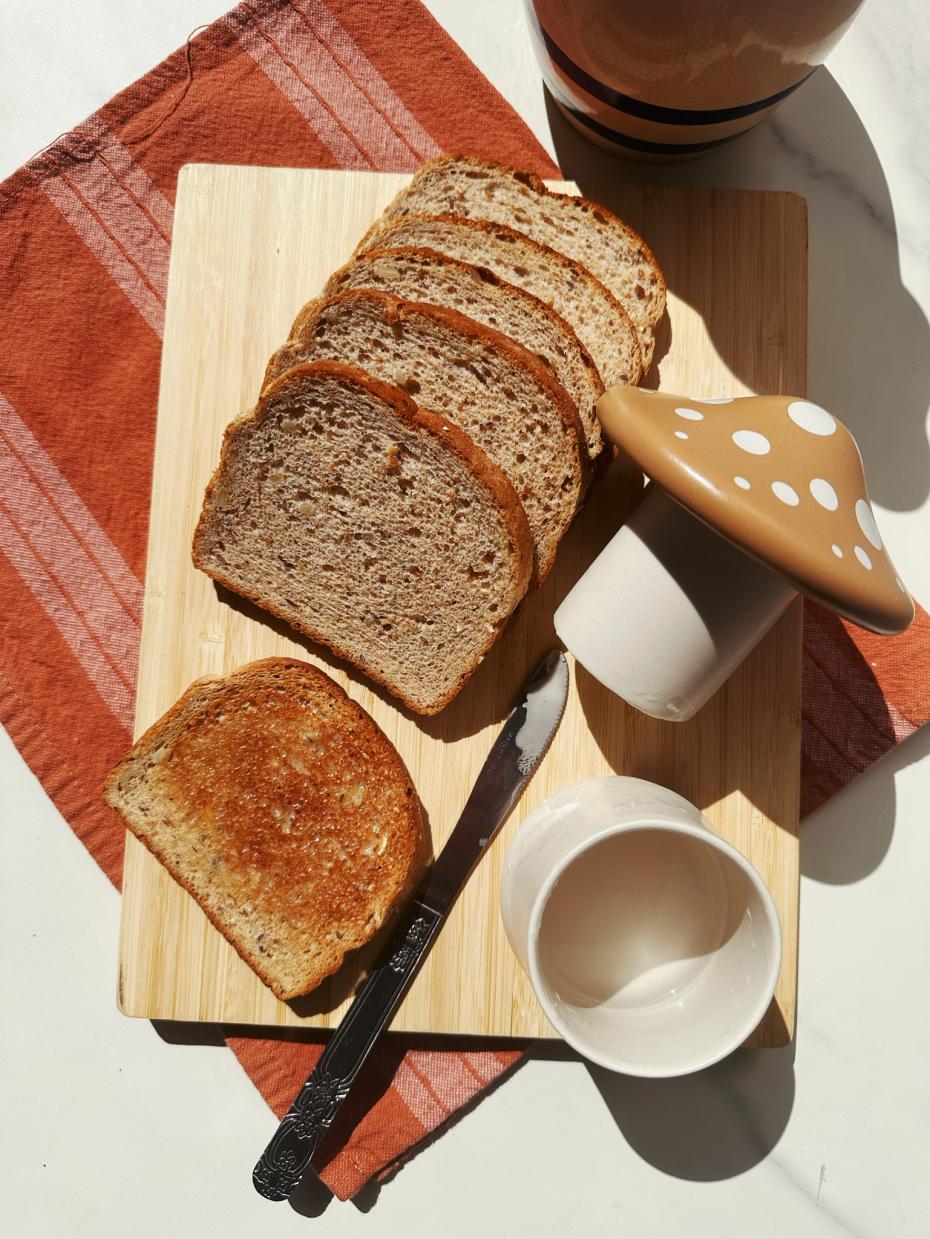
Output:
252,649,569,1202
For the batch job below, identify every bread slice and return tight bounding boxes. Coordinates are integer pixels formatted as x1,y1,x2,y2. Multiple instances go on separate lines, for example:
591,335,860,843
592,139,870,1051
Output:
264,292,587,580
369,155,666,368
104,657,427,1001
193,362,533,714
321,245,605,459
353,213,643,388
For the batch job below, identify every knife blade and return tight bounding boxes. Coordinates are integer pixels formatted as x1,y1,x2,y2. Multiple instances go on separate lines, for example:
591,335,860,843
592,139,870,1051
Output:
252,649,569,1202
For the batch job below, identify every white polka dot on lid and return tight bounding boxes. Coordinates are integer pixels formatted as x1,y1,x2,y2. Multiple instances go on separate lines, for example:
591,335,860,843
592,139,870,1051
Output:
732,430,771,455
691,397,734,404
772,481,799,506
674,430,689,439
854,545,872,570
788,400,837,436
674,407,704,421
832,544,843,558
855,498,882,549
734,476,751,490
810,478,838,511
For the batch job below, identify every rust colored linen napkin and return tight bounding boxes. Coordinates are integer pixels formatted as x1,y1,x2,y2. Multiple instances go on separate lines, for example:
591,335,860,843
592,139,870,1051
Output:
1,0,928,1202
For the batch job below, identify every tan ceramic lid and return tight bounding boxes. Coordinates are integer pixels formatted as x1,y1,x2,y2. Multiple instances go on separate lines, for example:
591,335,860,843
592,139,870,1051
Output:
598,387,914,635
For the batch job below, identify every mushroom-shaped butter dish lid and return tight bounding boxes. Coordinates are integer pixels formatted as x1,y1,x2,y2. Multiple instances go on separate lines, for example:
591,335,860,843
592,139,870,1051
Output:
598,388,914,635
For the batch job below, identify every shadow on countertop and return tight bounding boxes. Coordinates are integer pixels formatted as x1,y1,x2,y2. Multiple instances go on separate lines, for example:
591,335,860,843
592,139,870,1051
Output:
584,1042,796,1180
546,67,930,513
150,1017,795,1204
486,1037,795,1182
801,717,930,884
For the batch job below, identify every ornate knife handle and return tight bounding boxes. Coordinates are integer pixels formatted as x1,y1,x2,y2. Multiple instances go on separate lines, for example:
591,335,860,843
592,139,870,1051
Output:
252,898,444,1201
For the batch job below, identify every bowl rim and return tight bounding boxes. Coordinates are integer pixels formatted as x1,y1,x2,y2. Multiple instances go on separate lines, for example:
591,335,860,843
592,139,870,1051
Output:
525,815,783,1077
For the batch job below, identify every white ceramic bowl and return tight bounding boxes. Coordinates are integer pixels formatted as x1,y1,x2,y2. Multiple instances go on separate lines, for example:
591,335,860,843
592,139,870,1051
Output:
500,776,782,1076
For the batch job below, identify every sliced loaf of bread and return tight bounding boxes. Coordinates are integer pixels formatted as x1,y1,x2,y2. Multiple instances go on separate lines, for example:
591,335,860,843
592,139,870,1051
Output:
321,245,604,459
264,291,587,580
354,213,642,387
369,155,666,367
193,363,534,714
104,657,427,1000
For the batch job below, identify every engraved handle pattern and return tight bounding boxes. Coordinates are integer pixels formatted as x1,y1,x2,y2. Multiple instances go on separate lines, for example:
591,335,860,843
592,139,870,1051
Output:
252,899,443,1201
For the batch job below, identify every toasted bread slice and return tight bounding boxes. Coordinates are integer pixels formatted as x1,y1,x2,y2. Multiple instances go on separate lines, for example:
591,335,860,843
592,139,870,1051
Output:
104,658,427,1001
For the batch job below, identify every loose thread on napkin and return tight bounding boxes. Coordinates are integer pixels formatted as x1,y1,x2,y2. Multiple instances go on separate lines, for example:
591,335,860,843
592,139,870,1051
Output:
12,23,207,177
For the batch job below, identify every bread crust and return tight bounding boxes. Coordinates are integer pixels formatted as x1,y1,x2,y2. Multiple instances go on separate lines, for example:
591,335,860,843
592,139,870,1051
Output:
104,657,428,1000
329,244,604,395
324,243,606,456
192,361,534,714
281,289,589,501
354,212,645,384
374,152,667,337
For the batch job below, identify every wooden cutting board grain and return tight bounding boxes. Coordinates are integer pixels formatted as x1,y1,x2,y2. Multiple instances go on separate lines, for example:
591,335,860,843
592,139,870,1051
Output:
118,165,805,1043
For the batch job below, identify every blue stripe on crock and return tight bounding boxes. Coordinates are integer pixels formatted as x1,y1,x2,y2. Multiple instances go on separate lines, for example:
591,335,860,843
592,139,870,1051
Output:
530,10,815,126
554,97,744,154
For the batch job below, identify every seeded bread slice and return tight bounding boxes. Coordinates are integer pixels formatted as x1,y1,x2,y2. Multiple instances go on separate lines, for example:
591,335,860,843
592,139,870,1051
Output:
321,245,605,459
104,657,428,1001
352,213,643,387
264,292,587,581
368,155,666,368
193,363,534,714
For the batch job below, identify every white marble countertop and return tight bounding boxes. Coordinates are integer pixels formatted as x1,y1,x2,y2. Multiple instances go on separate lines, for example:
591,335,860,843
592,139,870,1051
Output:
2,1,929,1234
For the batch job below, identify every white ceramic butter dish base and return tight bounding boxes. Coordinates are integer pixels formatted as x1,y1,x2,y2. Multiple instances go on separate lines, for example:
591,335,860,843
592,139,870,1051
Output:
554,487,795,722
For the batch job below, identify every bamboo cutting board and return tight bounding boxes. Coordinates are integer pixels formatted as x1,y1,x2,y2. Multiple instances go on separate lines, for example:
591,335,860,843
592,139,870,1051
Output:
119,165,805,1044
